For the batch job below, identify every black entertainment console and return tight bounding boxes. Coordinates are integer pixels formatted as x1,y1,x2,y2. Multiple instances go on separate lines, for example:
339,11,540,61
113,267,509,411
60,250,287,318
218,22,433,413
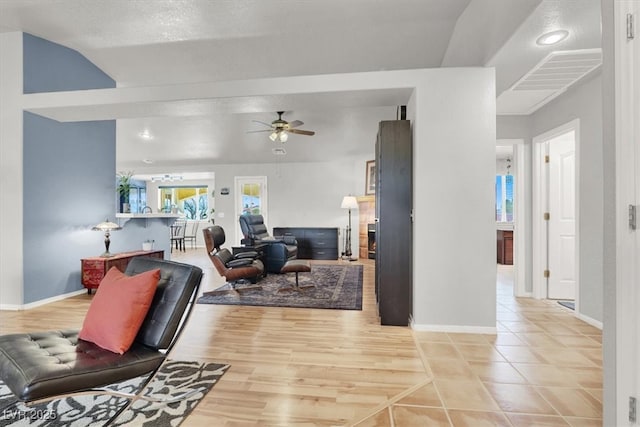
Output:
273,227,339,260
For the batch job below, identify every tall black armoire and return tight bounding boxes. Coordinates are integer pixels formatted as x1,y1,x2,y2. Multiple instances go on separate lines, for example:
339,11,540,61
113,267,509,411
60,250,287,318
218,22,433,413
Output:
375,120,412,326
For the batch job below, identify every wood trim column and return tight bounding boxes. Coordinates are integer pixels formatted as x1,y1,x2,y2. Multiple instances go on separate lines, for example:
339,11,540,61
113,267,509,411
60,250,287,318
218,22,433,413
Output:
356,195,375,259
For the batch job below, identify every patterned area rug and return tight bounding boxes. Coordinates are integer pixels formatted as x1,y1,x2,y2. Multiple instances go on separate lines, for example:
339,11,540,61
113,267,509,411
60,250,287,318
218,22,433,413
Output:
197,263,363,310
0,360,228,427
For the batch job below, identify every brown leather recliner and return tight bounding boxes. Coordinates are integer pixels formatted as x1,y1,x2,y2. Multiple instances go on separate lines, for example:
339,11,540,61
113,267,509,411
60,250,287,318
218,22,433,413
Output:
203,226,264,294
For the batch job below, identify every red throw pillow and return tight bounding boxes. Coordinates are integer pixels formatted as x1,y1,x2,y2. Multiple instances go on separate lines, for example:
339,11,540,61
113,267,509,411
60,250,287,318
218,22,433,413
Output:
79,267,160,354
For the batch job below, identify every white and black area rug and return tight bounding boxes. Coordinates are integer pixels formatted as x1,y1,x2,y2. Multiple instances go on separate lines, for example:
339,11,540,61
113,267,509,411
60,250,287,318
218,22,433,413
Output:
0,360,229,427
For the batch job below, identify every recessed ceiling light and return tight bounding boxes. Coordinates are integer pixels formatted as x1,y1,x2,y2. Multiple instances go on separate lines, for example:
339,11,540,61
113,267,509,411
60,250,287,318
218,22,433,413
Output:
536,30,569,46
142,159,154,164
138,130,153,140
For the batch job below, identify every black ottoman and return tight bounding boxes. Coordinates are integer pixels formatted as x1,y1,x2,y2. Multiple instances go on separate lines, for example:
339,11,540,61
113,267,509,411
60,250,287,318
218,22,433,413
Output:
279,260,313,292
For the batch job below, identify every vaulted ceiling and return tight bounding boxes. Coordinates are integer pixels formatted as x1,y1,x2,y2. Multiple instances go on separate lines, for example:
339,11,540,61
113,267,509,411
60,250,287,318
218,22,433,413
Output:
0,0,601,174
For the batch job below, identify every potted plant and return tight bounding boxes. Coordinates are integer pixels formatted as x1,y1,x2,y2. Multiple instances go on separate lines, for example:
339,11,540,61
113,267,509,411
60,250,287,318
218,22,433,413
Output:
142,239,155,251
209,190,215,223
117,171,133,213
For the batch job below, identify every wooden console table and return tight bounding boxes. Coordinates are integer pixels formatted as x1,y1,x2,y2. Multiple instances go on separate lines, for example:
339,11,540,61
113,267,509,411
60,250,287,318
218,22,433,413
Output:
81,250,164,294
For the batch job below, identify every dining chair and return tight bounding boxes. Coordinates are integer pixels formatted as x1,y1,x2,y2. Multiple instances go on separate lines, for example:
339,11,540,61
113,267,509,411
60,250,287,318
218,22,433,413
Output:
170,220,186,253
183,221,199,249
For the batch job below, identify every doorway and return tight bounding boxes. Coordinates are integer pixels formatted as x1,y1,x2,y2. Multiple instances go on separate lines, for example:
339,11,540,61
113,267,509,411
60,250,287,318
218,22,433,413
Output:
234,176,268,242
532,119,579,304
496,140,526,297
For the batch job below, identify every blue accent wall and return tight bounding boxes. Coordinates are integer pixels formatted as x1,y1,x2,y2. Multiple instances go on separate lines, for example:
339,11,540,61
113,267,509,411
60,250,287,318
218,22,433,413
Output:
23,33,115,93
23,113,116,302
22,34,117,303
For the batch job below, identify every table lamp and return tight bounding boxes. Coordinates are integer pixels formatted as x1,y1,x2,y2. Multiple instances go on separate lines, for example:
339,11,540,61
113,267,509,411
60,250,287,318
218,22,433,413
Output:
92,219,122,257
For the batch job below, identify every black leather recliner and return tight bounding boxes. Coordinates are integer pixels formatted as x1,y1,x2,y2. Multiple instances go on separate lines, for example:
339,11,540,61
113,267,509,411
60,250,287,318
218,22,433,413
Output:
239,214,297,273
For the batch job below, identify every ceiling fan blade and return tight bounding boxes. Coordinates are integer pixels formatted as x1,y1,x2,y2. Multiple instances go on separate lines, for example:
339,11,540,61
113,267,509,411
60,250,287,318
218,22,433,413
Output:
288,129,315,136
251,120,274,128
247,129,273,133
287,120,304,128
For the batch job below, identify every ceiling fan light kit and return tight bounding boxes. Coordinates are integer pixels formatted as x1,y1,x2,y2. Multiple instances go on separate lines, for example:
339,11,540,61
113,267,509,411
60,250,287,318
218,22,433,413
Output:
251,111,315,144
269,130,288,143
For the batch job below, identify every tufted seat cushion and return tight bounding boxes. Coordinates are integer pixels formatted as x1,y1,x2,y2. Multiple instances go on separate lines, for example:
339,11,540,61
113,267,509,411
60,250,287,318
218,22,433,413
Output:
0,330,164,402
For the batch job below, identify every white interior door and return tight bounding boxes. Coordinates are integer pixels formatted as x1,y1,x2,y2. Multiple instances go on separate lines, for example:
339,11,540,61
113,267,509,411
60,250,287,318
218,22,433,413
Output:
548,132,576,300
633,2,640,409
615,3,640,422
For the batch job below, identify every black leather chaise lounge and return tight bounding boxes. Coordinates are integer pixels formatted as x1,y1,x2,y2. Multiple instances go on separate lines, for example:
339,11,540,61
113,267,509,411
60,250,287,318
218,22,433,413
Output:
0,257,203,425
239,214,297,274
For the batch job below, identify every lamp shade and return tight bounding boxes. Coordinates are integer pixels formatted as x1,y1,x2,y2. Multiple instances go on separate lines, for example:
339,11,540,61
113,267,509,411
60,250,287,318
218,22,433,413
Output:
269,130,288,143
341,196,359,210
92,219,121,257
92,220,122,232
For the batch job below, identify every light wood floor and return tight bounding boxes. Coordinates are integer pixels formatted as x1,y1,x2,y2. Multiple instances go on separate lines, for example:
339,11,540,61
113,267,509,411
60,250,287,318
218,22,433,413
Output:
0,251,602,426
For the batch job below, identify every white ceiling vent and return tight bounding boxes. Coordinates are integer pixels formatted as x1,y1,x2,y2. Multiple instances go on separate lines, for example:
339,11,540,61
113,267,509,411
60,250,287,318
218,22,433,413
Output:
512,49,602,92
497,49,602,115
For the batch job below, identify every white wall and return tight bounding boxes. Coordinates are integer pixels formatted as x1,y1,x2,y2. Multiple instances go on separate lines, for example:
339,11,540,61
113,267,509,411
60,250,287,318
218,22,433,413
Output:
496,72,605,316
0,33,23,306
531,72,604,323
205,156,371,252
412,68,497,331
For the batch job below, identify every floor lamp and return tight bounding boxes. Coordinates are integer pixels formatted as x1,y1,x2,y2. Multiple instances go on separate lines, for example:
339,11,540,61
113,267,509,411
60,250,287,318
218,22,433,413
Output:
341,196,359,261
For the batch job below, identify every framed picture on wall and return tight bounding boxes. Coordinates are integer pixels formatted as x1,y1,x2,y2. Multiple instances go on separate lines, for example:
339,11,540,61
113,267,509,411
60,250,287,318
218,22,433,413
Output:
365,160,376,195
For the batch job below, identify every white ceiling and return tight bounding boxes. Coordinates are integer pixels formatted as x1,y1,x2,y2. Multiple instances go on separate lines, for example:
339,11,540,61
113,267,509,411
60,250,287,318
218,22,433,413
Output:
0,0,602,176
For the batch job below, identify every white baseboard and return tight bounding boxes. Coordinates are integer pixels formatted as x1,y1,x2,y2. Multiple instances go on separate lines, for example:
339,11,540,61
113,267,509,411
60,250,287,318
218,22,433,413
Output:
514,291,533,298
576,312,603,330
0,289,86,311
411,323,497,334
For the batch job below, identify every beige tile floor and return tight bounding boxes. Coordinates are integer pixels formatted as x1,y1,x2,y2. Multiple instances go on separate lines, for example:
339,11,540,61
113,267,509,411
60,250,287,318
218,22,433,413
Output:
354,264,602,426
0,253,602,425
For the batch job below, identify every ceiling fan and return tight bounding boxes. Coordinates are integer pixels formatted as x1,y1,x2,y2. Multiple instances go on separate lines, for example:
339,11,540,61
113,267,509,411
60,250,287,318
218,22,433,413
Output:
248,111,315,143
